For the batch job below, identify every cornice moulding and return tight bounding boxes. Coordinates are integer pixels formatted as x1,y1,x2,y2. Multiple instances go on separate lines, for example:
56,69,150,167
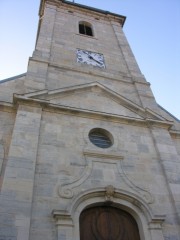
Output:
0,102,16,113
41,0,126,26
169,130,180,138
13,94,173,130
29,57,148,85
83,150,124,160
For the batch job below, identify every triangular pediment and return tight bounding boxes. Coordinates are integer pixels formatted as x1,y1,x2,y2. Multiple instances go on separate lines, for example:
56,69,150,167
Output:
14,82,169,122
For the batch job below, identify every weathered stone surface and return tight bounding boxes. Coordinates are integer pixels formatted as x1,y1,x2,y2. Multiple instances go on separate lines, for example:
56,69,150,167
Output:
0,1,180,240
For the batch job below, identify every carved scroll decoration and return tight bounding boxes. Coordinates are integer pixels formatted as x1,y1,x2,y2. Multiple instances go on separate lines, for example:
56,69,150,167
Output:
58,151,154,204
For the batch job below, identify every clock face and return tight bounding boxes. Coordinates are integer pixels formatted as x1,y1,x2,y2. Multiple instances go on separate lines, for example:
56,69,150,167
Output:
77,49,105,68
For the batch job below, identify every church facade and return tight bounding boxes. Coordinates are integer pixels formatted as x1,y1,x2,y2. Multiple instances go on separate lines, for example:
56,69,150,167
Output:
0,0,180,239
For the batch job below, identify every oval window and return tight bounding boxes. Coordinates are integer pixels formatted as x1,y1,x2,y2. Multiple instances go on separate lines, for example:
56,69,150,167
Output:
89,128,113,148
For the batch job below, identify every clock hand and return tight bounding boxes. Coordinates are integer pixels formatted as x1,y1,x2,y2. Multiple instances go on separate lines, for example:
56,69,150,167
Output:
87,54,102,65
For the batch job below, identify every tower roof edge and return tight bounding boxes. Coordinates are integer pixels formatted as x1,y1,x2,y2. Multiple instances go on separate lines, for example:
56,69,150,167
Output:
39,0,126,26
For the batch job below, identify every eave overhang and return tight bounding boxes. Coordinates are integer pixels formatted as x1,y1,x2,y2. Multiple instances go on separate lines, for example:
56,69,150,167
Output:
39,0,126,26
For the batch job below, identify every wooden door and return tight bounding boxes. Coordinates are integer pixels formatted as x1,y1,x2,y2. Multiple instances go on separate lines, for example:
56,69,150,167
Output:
80,206,140,240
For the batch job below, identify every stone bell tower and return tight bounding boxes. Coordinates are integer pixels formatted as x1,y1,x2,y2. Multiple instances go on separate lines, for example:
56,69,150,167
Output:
0,0,180,240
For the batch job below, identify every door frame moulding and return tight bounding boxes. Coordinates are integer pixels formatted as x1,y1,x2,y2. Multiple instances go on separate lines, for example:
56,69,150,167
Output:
52,188,166,240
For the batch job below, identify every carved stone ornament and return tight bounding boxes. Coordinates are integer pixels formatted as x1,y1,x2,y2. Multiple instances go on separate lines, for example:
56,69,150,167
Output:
105,185,115,202
58,150,154,204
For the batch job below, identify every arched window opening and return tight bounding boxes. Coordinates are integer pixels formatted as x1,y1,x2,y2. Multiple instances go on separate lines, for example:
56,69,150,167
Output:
79,21,93,36
80,206,141,240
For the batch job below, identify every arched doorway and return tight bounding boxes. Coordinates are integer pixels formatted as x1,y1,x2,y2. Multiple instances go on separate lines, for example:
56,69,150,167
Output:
80,206,141,240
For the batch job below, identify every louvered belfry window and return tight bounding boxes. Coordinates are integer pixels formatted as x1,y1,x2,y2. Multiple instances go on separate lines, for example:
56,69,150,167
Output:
89,128,113,148
79,21,93,36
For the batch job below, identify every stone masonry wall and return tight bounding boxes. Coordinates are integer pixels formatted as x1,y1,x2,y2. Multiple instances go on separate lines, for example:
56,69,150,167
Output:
28,110,180,239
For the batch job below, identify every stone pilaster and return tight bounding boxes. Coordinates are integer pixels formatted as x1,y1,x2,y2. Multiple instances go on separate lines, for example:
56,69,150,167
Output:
150,126,180,235
52,211,74,240
0,104,42,240
110,21,143,79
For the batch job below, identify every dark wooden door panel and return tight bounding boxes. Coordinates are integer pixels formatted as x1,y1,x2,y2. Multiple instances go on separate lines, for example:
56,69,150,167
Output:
80,206,140,240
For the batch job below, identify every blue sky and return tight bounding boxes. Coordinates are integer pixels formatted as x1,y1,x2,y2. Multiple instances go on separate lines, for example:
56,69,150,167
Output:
0,0,179,119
